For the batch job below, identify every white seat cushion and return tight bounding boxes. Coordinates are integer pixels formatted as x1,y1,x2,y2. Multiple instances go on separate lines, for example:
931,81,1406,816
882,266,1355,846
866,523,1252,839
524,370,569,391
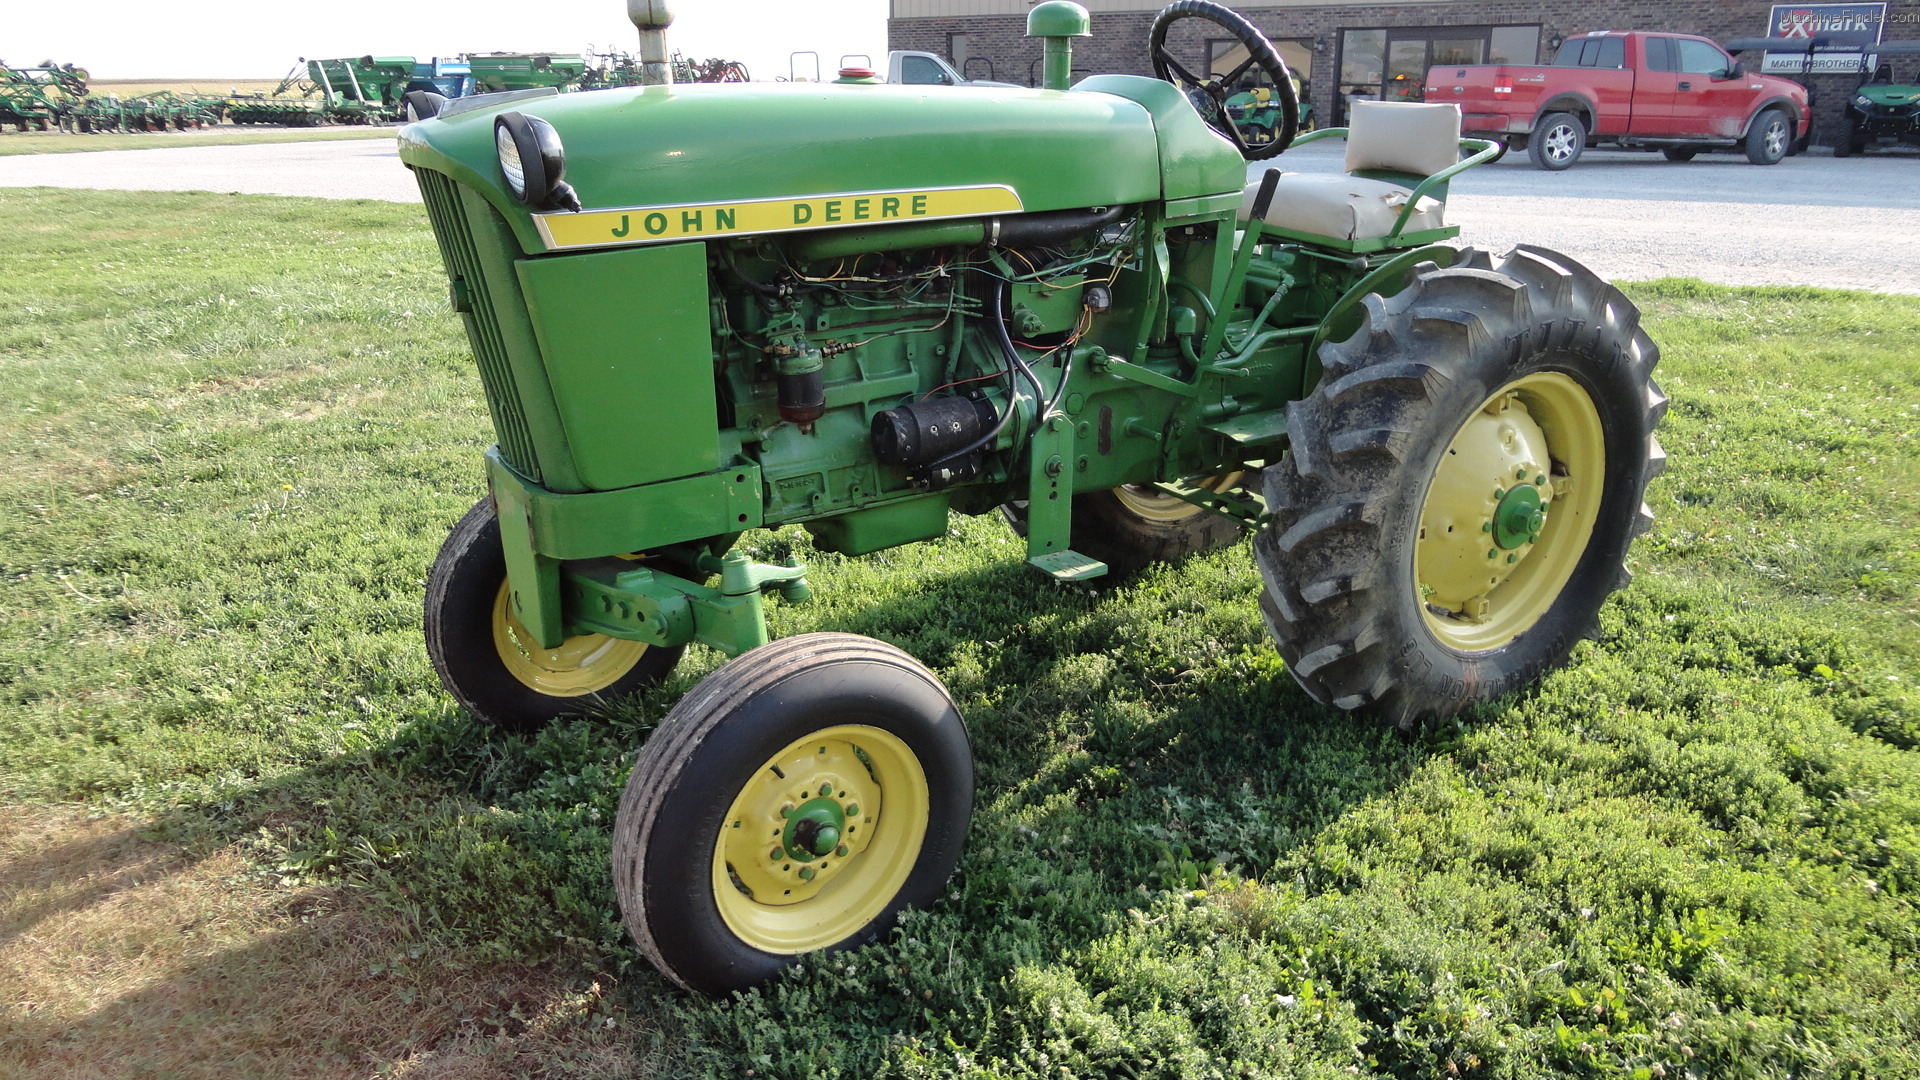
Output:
1345,100,1463,177
1238,173,1445,242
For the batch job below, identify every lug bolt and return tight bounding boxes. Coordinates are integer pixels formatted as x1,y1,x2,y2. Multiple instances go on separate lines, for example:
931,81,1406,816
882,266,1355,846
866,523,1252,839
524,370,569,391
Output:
1515,467,1527,479
799,867,816,881
845,803,859,817
770,848,784,861
820,783,833,796
1507,553,1518,563
1487,548,1498,559
1535,473,1547,486
1494,487,1505,500
836,845,849,857
781,803,794,817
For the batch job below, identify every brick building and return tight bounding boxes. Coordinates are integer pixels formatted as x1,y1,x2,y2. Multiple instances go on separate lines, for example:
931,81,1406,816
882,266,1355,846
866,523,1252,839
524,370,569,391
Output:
888,0,1920,149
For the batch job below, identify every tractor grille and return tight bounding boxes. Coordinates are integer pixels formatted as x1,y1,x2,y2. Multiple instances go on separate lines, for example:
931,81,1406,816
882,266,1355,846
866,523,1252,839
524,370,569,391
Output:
415,168,542,481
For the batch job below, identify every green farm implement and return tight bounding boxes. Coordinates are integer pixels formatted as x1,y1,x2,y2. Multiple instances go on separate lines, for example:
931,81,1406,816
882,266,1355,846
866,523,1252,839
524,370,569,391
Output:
467,52,589,94
399,0,1665,993
0,61,89,131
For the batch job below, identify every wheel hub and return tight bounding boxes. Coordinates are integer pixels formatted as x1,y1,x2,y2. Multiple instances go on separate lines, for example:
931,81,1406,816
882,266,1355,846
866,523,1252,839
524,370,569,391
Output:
1418,391,1554,622
1412,372,1606,653
721,741,879,905
784,798,846,860
1492,481,1548,551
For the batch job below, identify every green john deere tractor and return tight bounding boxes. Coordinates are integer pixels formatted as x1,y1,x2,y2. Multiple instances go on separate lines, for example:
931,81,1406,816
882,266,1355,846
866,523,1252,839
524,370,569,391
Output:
398,0,1665,993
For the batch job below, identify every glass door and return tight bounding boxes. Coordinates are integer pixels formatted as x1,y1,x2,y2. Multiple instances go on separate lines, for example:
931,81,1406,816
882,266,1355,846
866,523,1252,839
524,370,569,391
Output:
1384,37,1429,101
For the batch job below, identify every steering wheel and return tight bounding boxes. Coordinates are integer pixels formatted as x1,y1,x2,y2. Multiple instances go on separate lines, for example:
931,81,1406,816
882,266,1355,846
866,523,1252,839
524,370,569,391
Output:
1149,0,1299,159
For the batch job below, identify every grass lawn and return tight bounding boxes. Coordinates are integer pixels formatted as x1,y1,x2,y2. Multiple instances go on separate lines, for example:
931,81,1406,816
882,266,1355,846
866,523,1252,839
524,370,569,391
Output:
1,187,1916,1079
0,126,397,157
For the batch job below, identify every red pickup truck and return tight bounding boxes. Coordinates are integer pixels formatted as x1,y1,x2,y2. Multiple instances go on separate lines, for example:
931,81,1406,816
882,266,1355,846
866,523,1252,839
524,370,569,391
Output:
1427,31,1811,170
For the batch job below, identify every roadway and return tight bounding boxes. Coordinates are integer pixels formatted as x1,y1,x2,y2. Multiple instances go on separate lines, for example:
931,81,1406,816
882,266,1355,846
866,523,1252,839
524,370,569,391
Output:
1,130,1915,293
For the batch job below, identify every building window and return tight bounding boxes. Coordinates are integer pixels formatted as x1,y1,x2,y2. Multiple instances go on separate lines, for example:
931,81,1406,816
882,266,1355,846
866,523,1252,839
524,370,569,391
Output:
948,33,970,72
1338,25,1539,122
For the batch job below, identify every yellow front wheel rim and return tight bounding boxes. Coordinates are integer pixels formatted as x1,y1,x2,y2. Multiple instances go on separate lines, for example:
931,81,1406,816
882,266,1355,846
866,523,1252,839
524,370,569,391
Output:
1111,472,1245,523
712,725,929,954
491,582,648,696
1415,372,1605,652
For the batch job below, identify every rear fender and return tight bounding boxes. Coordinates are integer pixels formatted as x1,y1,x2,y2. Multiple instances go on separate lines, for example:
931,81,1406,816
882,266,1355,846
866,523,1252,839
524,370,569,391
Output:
1536,94,1596,133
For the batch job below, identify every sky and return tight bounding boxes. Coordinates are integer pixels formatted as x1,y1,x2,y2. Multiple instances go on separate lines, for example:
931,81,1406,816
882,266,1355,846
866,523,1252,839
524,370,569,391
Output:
8,0,890,82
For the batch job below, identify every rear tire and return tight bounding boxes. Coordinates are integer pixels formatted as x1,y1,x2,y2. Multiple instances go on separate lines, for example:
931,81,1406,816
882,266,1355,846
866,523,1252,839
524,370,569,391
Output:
1745,110,1791,165
1661,147,1697,162
1256,246,1666,730
1833,120,1864,157
424,499,684,732
1527,112,1585,170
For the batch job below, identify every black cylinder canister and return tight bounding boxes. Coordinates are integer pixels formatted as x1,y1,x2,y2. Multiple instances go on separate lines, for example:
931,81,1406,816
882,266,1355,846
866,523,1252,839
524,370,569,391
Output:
871,395,998,466
777,370,826,428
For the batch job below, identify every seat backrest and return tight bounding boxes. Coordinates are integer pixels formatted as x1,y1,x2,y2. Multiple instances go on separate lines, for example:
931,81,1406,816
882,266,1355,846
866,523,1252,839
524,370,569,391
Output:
1344,100,1462,178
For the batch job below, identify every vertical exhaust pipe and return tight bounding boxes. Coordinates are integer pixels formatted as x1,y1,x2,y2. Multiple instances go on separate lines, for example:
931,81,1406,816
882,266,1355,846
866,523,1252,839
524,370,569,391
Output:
629,0,675,85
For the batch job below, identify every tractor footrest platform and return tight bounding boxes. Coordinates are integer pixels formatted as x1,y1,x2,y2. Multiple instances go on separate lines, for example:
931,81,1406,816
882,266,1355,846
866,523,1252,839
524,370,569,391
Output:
1028,549,1108,581
1202,409,1288,447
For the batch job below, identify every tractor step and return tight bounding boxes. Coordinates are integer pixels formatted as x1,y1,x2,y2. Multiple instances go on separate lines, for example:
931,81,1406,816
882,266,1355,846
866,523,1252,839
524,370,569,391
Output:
1028,549,1108,582
1202,409,1288,447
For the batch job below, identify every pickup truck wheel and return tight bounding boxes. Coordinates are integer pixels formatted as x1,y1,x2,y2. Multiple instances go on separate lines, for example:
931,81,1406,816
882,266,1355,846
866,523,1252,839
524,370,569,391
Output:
424,499,685,732
1661,147,1697,162
1527,112,1585,170
613,633,972,994
1256,246,1665,730
1745,110,1791,165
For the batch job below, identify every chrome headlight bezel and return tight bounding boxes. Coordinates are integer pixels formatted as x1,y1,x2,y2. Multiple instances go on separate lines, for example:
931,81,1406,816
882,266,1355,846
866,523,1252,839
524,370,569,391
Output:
494,111,578,212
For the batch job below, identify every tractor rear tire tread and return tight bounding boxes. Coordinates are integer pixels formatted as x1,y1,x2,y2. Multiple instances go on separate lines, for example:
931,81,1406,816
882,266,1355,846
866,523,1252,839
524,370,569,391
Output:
1258,246,1663,730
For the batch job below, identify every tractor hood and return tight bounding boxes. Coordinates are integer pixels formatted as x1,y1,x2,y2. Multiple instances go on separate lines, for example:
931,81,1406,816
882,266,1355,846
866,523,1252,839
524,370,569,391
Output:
398,78,1246,256
1859,83,1920,107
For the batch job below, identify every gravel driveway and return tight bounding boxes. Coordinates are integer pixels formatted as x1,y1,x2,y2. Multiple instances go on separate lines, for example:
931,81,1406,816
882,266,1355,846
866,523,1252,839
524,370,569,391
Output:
2,132,1916,294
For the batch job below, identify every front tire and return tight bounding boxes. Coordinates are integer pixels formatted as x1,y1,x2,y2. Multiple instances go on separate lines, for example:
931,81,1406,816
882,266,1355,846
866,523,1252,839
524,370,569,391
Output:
1661,147,1697,162
1528,112,1585,170
1745,110,1791,165
613,634,973,994
423,499,683,732
1256,247,1666,729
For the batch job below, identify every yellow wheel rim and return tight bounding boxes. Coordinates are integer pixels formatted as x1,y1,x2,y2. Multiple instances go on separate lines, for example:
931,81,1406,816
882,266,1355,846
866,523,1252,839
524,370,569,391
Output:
712,725,929,955
1111,472,1245,523
491,582,649,696
1414,372,1604,652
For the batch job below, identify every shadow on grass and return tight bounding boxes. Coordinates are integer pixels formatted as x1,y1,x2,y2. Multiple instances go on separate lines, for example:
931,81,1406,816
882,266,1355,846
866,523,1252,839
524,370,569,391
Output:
17,542,1438,1075
0,808,658,1080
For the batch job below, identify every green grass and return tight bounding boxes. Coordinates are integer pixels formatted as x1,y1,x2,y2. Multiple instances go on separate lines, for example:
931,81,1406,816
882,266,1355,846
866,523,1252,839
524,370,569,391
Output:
0,126,396,156
2,187,1917,1078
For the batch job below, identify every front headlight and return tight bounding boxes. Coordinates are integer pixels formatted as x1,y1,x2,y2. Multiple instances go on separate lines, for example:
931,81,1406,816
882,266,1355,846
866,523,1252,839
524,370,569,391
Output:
494,111,580,212
1855,95,1873,108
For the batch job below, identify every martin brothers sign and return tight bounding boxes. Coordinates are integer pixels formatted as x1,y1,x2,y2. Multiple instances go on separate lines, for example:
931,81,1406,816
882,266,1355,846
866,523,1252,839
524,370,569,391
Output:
1763,4,1889,73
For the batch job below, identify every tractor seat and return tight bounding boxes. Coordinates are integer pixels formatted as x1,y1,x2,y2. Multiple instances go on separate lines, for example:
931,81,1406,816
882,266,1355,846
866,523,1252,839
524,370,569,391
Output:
1238,100,1464,248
